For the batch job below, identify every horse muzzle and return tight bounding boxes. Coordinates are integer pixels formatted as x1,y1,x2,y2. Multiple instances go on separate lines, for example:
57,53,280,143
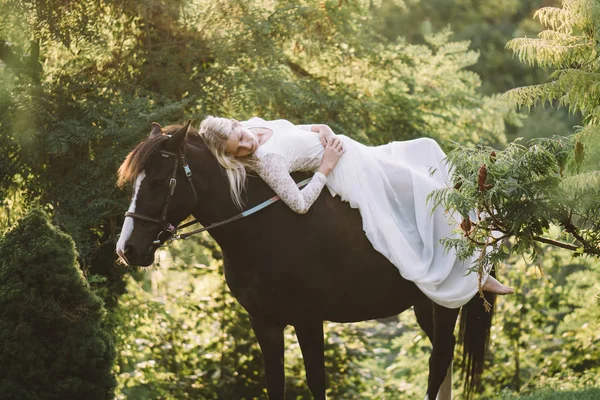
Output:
117,243,156,267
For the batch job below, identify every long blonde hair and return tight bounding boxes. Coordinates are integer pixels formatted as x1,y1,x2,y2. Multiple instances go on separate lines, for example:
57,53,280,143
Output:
199,116,257,209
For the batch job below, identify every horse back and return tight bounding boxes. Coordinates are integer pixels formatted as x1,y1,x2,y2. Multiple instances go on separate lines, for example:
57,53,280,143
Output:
214,174,422,325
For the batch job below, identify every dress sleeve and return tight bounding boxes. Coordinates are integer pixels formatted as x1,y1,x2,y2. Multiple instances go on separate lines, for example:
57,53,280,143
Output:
254,153,327,214
295,124,313,132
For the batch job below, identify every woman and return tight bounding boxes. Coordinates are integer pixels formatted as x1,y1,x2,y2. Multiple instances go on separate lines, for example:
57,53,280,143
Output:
200,116,513,309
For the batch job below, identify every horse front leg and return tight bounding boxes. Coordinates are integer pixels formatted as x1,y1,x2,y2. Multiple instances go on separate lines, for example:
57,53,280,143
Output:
295,320,326,400
250,316,286,400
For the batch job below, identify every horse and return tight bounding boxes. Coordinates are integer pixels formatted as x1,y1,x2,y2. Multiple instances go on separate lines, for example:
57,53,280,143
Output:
116,121,495,400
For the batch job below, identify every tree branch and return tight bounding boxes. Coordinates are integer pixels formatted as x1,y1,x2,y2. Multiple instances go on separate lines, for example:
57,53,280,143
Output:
532,236,580,251
482,201,508,232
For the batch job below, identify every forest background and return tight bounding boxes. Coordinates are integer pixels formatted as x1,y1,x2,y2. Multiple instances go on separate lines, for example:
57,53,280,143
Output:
0,0,599,399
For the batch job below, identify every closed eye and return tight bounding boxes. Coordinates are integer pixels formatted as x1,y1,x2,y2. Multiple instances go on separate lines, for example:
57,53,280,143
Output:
234,131,242,156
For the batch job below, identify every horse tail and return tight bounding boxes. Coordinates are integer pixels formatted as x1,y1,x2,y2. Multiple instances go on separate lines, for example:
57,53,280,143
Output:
457,286,496,399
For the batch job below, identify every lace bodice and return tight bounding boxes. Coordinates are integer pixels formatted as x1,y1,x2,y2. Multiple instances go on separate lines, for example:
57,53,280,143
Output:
241,118,327,214
253,153,327,214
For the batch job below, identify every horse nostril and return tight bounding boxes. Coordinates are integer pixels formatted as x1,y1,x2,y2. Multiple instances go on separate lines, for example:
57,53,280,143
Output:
124,244,132,255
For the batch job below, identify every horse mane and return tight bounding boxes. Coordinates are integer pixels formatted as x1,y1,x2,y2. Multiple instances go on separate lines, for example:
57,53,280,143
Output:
117,125,200,188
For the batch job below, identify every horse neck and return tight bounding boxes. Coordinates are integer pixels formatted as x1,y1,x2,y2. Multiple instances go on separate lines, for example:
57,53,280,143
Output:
185,141,249,247
189,205,249,257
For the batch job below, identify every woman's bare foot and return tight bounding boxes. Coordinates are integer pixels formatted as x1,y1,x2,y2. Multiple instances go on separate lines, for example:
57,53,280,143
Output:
482,275,514,295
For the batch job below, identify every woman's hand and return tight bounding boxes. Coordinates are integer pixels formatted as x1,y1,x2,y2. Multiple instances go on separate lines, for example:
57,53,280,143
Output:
318,136,345,176
313,124,336,147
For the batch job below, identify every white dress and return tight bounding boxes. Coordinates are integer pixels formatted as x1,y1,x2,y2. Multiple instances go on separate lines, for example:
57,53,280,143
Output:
242,117,486,309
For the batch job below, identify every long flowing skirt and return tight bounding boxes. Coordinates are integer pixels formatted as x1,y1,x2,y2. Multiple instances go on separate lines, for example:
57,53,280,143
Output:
325,136,485,309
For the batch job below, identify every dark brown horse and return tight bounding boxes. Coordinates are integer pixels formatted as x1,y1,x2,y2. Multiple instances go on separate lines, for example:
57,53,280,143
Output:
116,122,495,400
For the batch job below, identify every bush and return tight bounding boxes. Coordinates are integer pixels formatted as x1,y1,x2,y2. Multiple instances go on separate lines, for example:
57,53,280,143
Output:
502,388,600,400
0,209,116,400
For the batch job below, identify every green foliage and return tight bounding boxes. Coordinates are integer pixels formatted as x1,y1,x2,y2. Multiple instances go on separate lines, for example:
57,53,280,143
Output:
0,208,116,400
0,180,27,232
370,0,579,141
371,0,551,94
431,0,600,276
430,136,592,272
477,248,600,397
504,0,600,127
503,387,600,400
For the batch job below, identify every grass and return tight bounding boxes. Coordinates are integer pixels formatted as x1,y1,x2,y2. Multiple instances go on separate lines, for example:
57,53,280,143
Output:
501,388,600,400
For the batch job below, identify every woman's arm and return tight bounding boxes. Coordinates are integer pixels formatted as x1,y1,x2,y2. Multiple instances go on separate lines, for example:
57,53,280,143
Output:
253,136,345,214
254,136,344,214
296,124,336,146
295,124,314,132
254,153,328,214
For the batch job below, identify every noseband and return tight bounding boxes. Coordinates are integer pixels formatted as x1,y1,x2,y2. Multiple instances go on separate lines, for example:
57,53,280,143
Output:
125,149,198,245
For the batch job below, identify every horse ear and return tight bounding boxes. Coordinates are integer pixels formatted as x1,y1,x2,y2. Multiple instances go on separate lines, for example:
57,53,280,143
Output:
165,120,192,152
149,122,162,137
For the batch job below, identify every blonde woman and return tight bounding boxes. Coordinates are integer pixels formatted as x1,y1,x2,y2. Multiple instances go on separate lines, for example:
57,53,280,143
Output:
199,116,513,309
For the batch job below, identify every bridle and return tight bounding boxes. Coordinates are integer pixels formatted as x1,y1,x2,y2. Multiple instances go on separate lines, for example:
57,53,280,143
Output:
125,149,198,246
123,147,313,247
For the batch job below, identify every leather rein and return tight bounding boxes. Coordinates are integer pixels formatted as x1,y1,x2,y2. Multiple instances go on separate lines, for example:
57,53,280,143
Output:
124,148,311,246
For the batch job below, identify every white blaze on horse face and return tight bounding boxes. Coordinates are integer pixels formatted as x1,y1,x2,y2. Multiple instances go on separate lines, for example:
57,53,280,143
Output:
116,171,146,257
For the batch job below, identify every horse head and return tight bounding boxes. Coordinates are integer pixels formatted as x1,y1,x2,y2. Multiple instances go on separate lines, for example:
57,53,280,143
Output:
116,121,230,266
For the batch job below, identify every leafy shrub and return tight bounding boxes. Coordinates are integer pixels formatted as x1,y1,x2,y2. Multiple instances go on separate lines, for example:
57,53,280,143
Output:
0,209,116,400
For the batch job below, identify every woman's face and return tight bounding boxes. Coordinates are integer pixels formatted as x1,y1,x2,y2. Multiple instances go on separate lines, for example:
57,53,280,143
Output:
224,120,259,158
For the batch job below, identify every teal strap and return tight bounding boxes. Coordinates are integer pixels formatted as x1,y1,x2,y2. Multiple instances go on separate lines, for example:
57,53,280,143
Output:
241,177,313,217
176,177,314,239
